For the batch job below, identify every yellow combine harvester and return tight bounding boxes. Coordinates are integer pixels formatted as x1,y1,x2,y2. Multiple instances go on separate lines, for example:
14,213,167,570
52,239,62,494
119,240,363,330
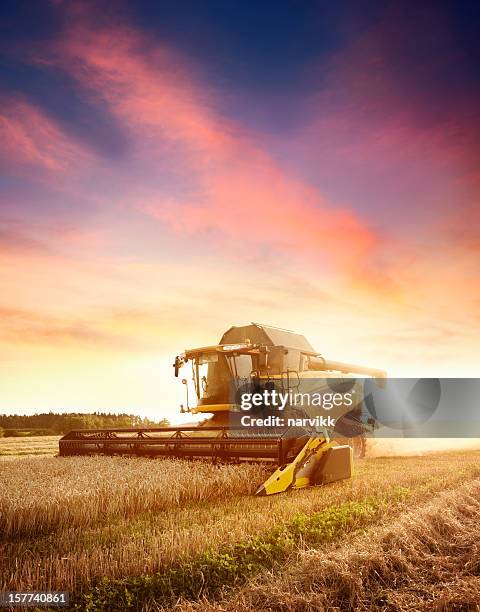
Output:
59,323,385,495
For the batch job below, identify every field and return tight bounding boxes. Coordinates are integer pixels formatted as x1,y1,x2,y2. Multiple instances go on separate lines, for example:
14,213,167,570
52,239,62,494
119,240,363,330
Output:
0,435,60,457
2,441,480,611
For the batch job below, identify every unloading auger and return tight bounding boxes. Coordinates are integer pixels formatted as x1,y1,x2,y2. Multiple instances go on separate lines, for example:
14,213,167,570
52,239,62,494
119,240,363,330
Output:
59,323,385,495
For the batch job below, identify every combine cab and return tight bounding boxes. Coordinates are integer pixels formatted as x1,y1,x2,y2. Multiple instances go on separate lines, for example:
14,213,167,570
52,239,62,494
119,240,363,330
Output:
59,323,385,495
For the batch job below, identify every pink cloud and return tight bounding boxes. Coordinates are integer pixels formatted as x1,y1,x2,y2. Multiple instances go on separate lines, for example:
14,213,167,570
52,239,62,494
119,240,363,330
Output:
48,19,381,281
0,98,88,174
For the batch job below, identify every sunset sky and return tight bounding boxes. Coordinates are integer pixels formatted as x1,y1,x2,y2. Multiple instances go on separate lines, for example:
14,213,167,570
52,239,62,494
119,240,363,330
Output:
0,1,479,420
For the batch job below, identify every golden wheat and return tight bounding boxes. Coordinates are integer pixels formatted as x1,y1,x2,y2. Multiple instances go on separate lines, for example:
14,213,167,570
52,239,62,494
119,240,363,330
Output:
0,456,269,539
2,452,480,595
0,435,60,457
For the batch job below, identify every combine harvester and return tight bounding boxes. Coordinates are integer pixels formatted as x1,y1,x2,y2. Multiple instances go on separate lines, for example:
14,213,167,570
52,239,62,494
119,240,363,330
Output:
59,324,385,495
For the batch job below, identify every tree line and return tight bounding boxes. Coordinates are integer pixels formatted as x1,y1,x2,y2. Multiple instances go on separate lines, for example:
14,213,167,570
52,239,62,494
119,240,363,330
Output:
0,412,169,437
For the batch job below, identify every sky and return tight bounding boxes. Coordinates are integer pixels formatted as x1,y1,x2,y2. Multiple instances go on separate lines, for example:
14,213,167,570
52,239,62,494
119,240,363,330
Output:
0,0,479,421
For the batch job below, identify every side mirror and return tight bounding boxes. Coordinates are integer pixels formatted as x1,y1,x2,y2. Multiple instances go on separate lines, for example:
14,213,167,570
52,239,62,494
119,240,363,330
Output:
181,378,189,412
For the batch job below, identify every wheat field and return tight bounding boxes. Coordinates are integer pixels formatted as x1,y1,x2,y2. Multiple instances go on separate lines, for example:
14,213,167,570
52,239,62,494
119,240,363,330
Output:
174,478,480,612
0,456,268,538
2,442,480,610
0,435,60,457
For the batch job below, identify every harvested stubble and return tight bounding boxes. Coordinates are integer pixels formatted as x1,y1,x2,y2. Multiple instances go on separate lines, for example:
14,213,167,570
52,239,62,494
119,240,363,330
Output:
175,478,480,612
0,456,269,539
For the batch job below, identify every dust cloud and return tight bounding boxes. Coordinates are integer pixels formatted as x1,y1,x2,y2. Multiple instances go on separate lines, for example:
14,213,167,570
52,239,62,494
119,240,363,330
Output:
365,438,480,458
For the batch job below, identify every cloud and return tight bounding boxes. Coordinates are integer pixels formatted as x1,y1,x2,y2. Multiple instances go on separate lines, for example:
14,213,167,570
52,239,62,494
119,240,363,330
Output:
292,3,480,229
0,216,107,258
0,305,149,350
0,222,52,256
45,14,382,283
0,97,89,175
